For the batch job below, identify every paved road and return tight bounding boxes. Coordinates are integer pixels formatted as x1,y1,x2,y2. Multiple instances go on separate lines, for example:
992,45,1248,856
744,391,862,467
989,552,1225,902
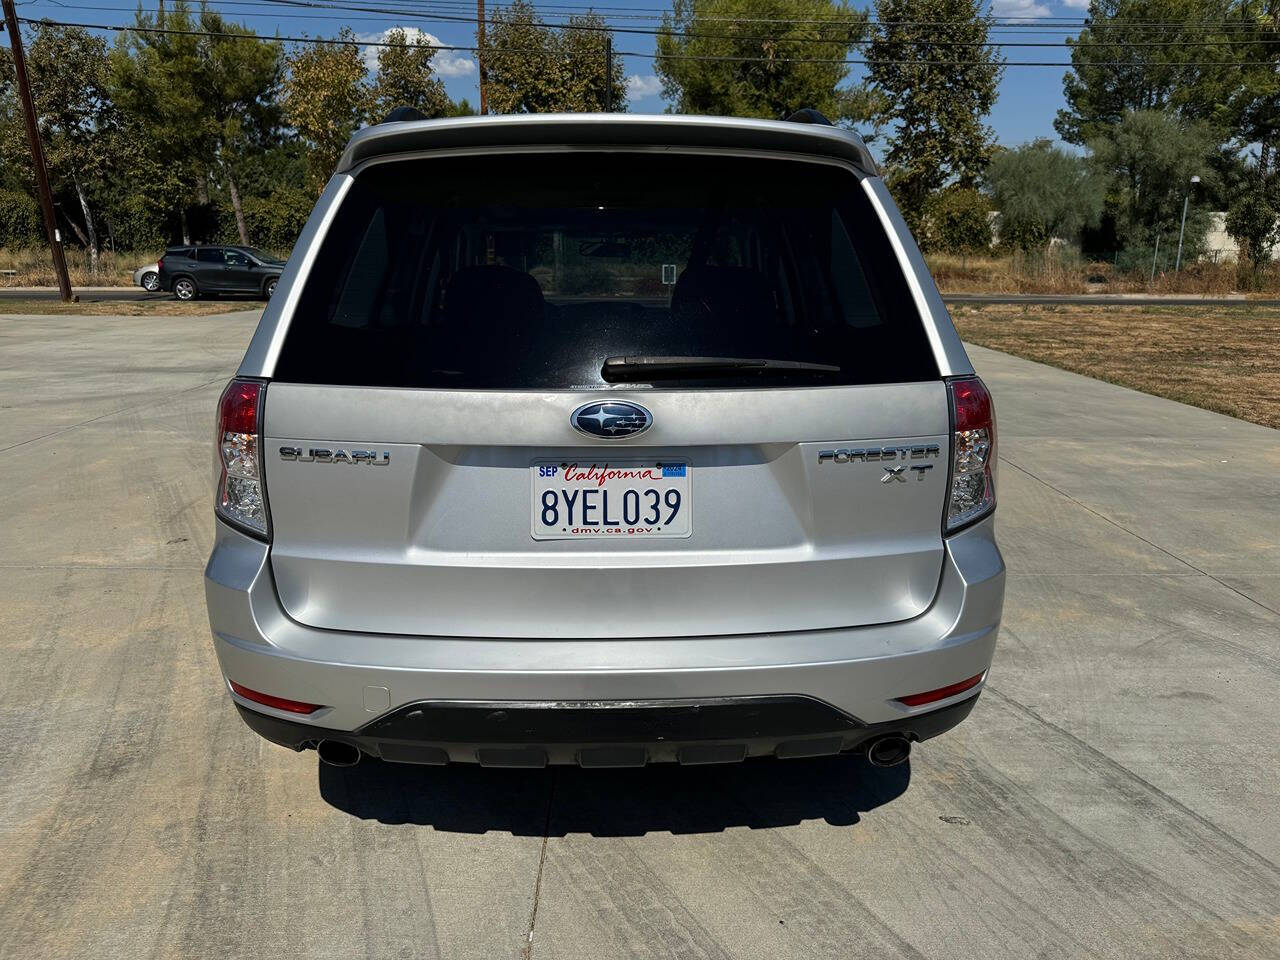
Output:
1,311,1277,959
2,286,1280,308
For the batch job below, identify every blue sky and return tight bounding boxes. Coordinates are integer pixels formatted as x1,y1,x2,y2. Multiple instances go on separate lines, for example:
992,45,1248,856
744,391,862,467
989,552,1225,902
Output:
19,0,1087,149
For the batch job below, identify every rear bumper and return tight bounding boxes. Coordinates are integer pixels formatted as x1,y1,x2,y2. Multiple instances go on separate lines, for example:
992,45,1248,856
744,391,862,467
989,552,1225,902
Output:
235,693,980,766
205,515,1003,749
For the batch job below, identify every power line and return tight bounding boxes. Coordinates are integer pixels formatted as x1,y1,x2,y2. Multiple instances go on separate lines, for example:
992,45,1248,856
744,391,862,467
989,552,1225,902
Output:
18,15,1279,66
45,0,868,42
17,15,557,52
224,0,1222,22
24,1,1280,48
239,0,1280,46
24,0,1280,30
248,1,1280,29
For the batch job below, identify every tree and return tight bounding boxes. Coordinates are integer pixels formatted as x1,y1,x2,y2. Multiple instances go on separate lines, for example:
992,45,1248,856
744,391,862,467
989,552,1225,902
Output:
235,187,314,249
654,0,870,122
369,28,450,120
1219,3,1279,179
923,187,991,253
0,48,18,190
234,139,308,198
554,14,629,112
1055,0,1237,147
865,0,1003,231
1225,170,1280,276
197,11,285,244
1087,109,1220,252
444,97,479,116
985,140,1106,250
2,22,122,272
111,3,211,244
1217,2,1280,277
485,1,626,114
110,5,285,245
283,30,369,192
0,189,41,248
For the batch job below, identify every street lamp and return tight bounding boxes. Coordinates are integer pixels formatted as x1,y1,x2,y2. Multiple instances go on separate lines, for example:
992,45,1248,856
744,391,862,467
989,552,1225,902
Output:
1175,175,1201,272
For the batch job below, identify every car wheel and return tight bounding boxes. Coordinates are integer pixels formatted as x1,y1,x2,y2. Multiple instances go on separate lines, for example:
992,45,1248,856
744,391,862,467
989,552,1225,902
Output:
141,271,160,292
264,277,278,299
173,277,197,301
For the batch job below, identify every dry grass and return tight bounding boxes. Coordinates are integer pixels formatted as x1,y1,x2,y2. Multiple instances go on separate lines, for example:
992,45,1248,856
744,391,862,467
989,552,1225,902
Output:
929,252,1084,294
0,298,256,316
928,252,1280,296
951,303,1280,429
0,247,162,287
6,243,1280,295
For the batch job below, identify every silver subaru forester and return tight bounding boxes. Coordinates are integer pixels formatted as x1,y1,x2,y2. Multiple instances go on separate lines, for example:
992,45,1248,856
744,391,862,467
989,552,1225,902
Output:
204,113,1004,770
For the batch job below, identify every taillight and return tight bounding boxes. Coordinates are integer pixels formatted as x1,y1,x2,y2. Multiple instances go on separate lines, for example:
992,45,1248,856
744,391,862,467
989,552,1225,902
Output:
157,257,164,270
215,378,269,539
945,376,996,532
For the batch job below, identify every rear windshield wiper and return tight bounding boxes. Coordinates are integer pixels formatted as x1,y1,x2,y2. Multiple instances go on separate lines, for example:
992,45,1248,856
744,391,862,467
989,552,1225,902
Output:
602,355,841,381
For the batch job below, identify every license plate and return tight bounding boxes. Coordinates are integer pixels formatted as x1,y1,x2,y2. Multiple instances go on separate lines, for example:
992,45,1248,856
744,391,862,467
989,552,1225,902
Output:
531,460,691,539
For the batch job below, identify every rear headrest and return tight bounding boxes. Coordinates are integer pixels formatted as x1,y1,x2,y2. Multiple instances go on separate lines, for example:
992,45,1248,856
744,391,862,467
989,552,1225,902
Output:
671,265,777,327
444,265,544,327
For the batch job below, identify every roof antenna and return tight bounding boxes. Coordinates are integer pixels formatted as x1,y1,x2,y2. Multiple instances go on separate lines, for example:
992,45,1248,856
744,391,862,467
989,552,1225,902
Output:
785,108,833,126
382,106,428,124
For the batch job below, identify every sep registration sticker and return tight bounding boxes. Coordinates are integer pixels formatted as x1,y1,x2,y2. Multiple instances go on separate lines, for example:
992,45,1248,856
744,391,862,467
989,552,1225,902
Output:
531,460,692,539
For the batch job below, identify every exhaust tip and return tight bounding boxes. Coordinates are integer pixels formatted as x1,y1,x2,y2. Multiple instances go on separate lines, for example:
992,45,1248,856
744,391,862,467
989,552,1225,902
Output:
317,739,362,767
866,734,911,767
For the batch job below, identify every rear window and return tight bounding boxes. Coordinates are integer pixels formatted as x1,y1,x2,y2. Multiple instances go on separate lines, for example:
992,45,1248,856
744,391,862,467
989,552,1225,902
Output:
275,153,938,389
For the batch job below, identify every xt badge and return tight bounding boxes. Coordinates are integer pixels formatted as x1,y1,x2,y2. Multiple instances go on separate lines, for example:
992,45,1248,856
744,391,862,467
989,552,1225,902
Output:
882,465,933,483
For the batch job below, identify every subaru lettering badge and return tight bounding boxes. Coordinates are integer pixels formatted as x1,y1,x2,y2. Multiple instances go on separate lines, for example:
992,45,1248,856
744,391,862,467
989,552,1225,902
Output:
571,400,653,439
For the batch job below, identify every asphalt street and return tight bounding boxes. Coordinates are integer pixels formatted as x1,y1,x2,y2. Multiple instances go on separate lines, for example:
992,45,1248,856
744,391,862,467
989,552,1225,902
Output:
2,286,1280,307
1,309,1277,959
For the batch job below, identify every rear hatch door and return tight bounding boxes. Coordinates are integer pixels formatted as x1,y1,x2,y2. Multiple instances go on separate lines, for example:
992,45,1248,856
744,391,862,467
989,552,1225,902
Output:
263,151,949,639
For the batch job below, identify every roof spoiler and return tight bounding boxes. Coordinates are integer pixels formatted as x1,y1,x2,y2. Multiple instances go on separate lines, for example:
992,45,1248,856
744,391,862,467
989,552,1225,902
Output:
383,107,838,129
339,113,877,177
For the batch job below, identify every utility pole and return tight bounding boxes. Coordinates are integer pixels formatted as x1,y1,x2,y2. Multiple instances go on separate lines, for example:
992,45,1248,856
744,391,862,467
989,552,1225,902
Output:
477,0,488,115
604,35,612,112
2,2,73,302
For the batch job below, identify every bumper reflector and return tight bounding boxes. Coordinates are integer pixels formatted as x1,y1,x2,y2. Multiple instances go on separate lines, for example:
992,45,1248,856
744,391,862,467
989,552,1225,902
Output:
229,680,322,715
897,673,985,707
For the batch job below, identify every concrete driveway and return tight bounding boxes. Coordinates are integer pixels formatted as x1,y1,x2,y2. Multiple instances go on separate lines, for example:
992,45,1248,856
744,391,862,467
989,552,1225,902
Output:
1,311,1277,959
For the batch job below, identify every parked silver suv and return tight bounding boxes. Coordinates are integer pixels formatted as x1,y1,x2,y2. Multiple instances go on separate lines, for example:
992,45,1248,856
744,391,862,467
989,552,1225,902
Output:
204,113,1004,769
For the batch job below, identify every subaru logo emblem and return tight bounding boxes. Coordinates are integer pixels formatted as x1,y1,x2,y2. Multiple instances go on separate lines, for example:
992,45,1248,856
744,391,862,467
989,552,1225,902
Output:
571,400,653,439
